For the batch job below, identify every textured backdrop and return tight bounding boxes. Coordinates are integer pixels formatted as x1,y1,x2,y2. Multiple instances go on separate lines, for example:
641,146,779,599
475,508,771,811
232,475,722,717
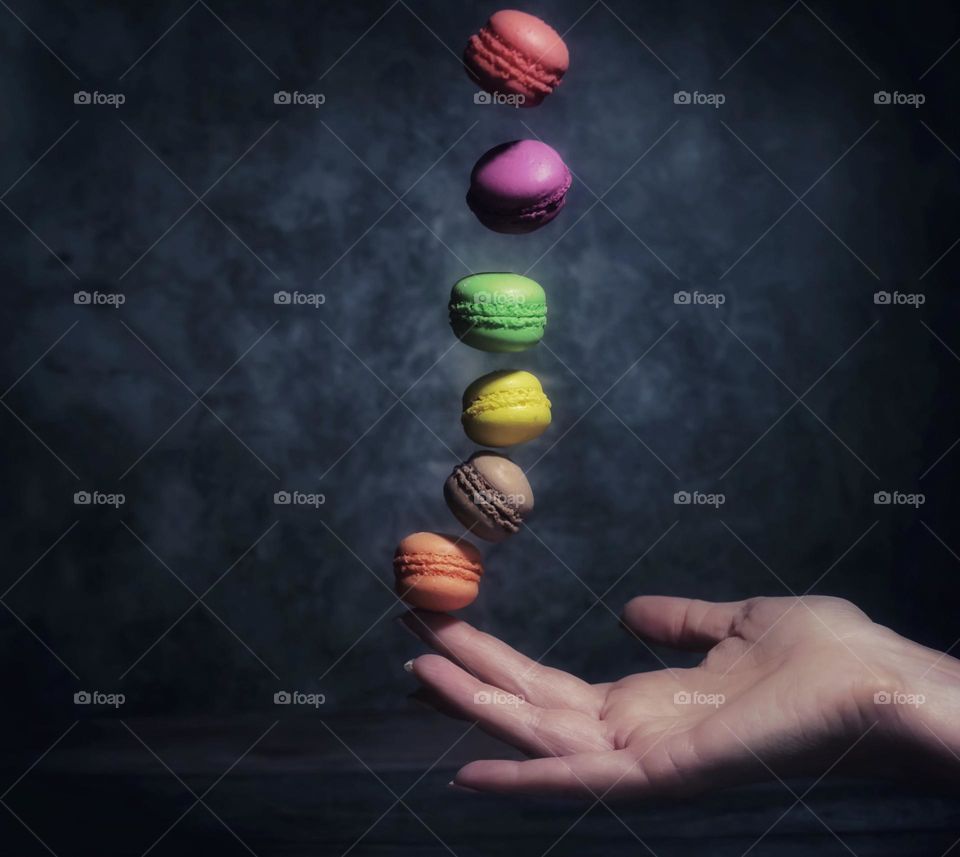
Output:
1,1,959,850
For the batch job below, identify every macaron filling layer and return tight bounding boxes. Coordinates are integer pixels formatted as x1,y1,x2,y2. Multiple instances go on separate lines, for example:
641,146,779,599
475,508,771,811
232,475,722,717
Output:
394,552,482,583
451,462,523,533
467,172,571,226
448,299,546,330
464,387,550,417
468,26,561,95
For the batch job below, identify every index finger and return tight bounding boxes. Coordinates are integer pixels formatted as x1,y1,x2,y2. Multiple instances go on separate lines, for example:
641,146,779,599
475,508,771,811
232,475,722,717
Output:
400,611,603,716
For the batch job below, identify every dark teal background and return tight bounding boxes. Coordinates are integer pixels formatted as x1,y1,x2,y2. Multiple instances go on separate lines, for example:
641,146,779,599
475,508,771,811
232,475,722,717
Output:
1,1,959,853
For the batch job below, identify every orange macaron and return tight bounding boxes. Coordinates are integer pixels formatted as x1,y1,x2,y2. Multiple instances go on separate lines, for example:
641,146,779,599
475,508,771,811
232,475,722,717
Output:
393,532,483,612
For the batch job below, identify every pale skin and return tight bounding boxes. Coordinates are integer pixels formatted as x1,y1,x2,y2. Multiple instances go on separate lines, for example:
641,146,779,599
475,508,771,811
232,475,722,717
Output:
400,595,960,798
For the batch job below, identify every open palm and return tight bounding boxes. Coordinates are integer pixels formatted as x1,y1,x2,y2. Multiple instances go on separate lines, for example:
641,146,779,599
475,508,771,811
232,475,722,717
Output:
401,595,940,797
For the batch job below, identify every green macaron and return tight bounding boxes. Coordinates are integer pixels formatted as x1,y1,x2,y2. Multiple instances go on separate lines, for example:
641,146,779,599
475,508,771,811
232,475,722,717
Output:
448,273,547,352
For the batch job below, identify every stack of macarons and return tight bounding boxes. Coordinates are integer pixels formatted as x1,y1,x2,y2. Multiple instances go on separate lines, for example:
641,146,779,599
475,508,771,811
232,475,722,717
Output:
395,9,571,613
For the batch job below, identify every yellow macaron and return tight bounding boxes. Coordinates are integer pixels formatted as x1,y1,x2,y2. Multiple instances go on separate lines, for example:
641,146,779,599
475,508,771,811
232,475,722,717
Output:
461,369,551,447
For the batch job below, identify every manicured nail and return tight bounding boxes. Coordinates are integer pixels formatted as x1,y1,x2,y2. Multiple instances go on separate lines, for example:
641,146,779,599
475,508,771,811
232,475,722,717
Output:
403,659,414,673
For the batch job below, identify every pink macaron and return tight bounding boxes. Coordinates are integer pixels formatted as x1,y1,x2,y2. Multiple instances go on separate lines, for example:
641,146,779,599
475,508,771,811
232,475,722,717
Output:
466,139,572,234
464,10,569,107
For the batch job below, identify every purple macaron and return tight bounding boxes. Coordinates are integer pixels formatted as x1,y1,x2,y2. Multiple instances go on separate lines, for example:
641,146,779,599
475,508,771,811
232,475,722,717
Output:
467,140,572,234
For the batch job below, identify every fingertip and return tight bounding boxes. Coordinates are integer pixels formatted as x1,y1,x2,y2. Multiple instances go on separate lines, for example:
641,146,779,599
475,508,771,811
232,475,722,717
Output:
454,759,513,791
620,595,659,631
622,593,661,614
406,652,442,679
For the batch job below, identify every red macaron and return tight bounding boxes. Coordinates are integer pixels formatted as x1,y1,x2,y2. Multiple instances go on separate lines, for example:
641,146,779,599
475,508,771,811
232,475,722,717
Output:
464,10,569,108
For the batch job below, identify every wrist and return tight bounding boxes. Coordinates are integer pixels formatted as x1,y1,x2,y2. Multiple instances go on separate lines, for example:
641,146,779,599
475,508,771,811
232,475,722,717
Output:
868,629,960,780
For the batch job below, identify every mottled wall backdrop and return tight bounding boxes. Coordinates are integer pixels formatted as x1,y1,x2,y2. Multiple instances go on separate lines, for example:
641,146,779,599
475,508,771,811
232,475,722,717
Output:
1,0,958,731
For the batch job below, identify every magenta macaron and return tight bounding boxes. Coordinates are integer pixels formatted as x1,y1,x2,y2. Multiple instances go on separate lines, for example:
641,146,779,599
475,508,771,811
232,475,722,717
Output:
466,139,572,234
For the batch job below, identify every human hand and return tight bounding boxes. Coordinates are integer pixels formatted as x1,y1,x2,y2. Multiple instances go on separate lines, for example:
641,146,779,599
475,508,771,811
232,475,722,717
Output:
400,595,960,797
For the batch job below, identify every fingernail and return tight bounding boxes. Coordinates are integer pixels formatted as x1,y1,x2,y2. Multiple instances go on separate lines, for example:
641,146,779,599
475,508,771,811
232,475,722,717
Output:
403,659,414,673
448,780,480,793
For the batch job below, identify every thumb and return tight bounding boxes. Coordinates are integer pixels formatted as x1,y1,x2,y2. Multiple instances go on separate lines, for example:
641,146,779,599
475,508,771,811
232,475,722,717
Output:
621,595,750,651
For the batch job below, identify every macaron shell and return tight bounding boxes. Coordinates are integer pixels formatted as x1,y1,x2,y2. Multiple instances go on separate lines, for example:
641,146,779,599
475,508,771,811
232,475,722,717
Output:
471,453,534,516
396,573,479,612
470,202,564,235
449,273,547,352
396,531,483,561
443,452,534,542
464,406,551,447
490,10,569,76
444,478,506,543
469,140,571,211
393,532,483,612
467,141,571,234
462,369,545,408
464,10,568,106
462,370,552,447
